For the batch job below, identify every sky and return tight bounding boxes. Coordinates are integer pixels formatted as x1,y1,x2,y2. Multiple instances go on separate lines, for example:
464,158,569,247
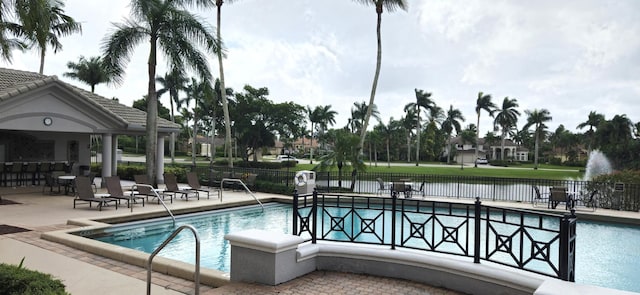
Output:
4,0,640,136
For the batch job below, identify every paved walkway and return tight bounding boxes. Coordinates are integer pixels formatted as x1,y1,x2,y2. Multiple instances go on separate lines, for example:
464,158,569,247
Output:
0,184,467,295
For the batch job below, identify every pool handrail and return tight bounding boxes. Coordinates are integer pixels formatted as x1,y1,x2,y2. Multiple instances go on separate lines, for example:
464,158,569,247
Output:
220,178,264,211
132,183,176,224
146,224,200,295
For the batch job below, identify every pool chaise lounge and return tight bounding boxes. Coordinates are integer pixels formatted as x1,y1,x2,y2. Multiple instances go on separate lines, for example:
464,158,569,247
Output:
73,176,119,211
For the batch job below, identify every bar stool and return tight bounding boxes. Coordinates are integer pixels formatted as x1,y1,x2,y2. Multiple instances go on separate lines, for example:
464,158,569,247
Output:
25,162,39,185
9,162,25,187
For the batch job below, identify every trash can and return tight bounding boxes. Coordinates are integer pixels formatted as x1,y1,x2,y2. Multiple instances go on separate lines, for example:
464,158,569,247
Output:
294,170,316,194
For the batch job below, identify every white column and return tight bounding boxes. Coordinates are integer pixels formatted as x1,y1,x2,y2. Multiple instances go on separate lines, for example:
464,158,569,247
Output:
156,136,165,184
111,135,118,176
101,134,112,184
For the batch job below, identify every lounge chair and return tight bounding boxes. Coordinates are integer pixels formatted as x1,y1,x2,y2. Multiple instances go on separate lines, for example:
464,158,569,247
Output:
186,172,220,199
73,176,118,211
134,174,172,204
532,185,549,207
164,173,197,201
376,178,390,196
574,190,598,211
549,187,570,209
411,181,426,197
104,176,145,208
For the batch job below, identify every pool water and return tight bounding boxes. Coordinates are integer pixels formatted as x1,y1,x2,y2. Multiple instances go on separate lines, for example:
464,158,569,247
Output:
83,203,640,293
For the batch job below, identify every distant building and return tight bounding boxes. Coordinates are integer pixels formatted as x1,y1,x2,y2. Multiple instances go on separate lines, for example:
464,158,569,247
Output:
447,137,529,163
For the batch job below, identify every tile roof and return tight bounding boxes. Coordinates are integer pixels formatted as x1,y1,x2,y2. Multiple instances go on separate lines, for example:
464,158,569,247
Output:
0,67,179,131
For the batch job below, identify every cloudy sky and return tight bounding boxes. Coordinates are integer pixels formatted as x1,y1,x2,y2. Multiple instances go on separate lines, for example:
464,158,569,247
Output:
4,0,640,136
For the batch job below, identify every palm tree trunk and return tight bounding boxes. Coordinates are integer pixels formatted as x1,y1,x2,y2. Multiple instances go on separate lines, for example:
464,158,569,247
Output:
501,130,506,160
146,41,159,185
217,4,233,168
475,113,480,167
358,11,383,153
39,49,45,74
534,128,540,170
415,111,420,166
386,138,390,168
406,133,411,162
169,95,176,164
446,135,452,164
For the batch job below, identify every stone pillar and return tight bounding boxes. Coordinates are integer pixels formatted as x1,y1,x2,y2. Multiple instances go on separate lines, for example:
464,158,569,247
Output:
111,135,118,176
101,134,112,184
156,136,165,184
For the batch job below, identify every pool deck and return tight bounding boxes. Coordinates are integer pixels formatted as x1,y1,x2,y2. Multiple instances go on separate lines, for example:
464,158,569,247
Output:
1,181,639,295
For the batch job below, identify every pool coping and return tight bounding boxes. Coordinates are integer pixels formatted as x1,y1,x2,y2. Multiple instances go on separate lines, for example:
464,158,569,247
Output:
41,197,291,287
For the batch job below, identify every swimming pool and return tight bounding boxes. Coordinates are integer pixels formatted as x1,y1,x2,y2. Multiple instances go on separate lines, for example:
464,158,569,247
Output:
80,203,640,293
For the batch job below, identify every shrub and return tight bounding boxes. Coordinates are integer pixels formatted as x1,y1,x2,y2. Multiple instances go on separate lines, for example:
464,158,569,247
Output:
588,170,640,211
0,263,69,295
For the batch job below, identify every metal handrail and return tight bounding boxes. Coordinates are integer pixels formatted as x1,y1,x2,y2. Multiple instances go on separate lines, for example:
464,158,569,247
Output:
220,178,264,211
146,224,200,295
132,183,176,224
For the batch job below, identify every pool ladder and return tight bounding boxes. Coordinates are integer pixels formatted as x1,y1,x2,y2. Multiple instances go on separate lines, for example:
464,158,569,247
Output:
146,224,200,295
132,183,176,224
220,178,264,211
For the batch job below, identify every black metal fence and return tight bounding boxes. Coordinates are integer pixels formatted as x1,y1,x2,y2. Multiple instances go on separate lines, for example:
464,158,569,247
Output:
293,190,577,281
195,166,640,211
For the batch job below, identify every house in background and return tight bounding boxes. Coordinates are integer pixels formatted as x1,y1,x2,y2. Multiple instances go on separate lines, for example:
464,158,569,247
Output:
0,68,179,183
447,136,528,164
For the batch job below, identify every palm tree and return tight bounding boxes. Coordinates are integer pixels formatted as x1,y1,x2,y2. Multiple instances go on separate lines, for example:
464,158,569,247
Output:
156,68,188,164
0,0,27,62
523,108,552,170
474,91,496,167
350,101,379,134
214,0,234,168
316,104,337,155
375,117,399,168
184,78,213,167
401,109,416,162
354,0,408,154
404,89,434,166
307,105,322,164
63,56,113,93
101,0,219,184
15,0,82,74
493,97,520,160
576,111,605,152
318,128,365,189
441,104,464,164
460,124,477,169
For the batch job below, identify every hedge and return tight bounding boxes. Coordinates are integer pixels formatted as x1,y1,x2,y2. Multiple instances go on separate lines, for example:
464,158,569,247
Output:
0,263,69,295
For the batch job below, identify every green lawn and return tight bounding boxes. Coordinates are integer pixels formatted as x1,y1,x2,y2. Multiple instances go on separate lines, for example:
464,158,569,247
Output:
294,163,583,180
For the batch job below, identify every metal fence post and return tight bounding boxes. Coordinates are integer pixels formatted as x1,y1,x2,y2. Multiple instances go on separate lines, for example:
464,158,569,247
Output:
292,189,298,235
473,197,481,263
391,190,397,250
312,189,318,244
559,209,577,281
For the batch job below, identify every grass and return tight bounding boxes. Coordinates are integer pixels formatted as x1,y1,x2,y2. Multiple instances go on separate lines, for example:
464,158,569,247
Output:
294,163,584,180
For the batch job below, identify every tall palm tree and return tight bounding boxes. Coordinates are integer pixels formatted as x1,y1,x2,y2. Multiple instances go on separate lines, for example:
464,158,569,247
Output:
184,78,213,167
474,91,496,167
441,104,464,164
214,0,234,168
401,108,416,162
102,0,219,184
576,111,605,152
375,117,399,168
63,56,113,93
523,108,552,170
493,97,520,160
156,68,188,164
354,0,408,154
307,105,322,164
316,104,337,154
15,0,81,74
404,88,434,166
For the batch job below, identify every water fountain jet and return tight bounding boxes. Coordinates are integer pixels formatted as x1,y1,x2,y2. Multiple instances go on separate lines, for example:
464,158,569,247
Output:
584,150,612,180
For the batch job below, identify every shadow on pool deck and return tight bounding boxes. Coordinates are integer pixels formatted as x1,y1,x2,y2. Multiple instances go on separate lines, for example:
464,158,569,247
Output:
1,183,639,295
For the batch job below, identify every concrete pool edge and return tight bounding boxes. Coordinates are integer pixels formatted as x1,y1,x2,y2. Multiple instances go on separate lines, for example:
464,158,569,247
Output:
39,197,290,287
